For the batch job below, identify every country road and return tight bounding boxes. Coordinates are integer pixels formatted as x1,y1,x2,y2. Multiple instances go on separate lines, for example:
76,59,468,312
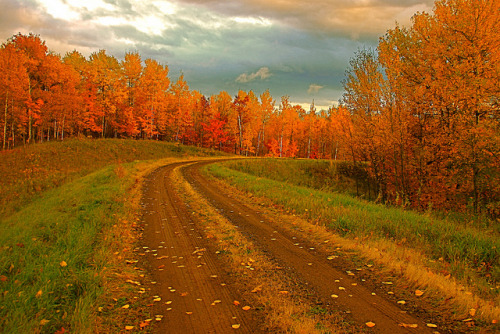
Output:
139,159,434,333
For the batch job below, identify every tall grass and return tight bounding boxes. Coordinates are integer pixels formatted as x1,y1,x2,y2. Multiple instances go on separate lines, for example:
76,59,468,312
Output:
207,162,499,296
0,138,227,218
222,158,376,200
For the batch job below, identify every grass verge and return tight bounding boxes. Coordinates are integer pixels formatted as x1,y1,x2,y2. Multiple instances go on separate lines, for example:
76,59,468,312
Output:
207,162,499,328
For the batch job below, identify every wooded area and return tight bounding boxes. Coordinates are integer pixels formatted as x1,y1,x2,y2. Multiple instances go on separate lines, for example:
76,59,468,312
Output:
1,0,498,215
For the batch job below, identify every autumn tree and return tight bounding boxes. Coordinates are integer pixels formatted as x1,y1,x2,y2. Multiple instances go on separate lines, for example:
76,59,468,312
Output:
0,42,29,149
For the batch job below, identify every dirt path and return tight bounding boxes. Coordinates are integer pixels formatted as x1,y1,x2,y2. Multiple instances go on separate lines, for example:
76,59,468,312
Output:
141,159,434,333
140,161,259,333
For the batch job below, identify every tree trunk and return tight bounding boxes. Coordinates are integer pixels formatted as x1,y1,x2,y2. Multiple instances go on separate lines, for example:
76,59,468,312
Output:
3,92,8,150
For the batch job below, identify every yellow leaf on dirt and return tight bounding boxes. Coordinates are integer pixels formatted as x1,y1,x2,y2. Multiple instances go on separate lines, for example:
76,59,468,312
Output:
251,285,262,293
366,322,375,327
36,290,43,298
139,322,149,328
242,306,251,311
60,261,67,267
125,325,134,330
331,294,338,298
122,304,130,309
426,323,437,328
233,300,240,306
279,291,289,295
469,308,476,316
40,319,50,326
415,290,424,297
186,312,193,315
400,323,418,328
232,324,241,329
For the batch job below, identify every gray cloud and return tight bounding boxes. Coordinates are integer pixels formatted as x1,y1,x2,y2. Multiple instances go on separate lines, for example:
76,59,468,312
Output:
308,84,324,94
174,0,434,40
236,67,272,83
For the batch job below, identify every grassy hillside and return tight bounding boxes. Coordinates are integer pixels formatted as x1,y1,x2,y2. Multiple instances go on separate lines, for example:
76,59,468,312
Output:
0,138,227,218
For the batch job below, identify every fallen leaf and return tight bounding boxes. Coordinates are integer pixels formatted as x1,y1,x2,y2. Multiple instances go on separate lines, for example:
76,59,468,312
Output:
279,291,288,295
60,261,67,267
331,294,339,298
36,290,43,298
122,304,130,309
397,300,406,305
180,292,188,297
139,322,149,328
338,287,345,291
469,308,476,316
415,290,424,297
232,324,241,329
0,275,7,282
40,319,50,326
242,306,251,311
186,312,193,315
125,326,134,330
366,322,375,327
426,323,437,328
399,323,418,328
251,285,262,293
153,297,161,302
233,300,240,306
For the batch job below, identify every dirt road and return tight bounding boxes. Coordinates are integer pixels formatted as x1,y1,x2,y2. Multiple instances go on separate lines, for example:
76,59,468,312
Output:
140,160,434,333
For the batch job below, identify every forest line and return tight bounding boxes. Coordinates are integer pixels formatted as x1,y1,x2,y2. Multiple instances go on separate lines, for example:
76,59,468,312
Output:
1,0,499,216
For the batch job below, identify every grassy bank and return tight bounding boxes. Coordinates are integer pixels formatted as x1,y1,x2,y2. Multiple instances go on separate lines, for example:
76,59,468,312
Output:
206,161,499,322
0,138,227,218
0,164,135,333
222,158,375,200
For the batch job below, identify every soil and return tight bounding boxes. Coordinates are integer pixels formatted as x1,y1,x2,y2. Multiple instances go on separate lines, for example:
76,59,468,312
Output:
140,159,437,333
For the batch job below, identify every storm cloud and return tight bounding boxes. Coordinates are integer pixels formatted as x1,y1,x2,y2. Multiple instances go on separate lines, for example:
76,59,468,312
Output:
0,0,434,109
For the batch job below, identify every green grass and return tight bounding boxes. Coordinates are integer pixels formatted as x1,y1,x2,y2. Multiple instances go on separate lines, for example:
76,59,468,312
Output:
0,138,227,218
0,164,134,333
207,162,500,297
221,158,376,200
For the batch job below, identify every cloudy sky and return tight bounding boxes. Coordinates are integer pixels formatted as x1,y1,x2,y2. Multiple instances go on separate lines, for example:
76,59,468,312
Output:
1,0,433,110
